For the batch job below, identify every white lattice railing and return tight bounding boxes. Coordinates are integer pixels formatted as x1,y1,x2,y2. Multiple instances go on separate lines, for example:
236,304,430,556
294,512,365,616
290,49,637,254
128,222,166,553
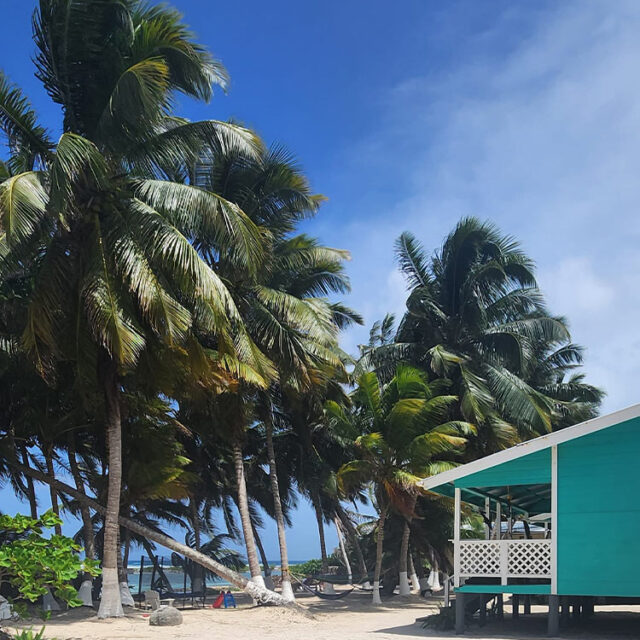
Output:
457,539,552,584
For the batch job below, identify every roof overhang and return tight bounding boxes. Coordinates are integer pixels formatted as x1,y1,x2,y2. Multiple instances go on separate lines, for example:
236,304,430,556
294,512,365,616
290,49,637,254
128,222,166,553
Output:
418,403,640,493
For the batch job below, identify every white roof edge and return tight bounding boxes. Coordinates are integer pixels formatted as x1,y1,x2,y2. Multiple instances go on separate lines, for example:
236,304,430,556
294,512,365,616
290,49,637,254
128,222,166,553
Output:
418,403,640,491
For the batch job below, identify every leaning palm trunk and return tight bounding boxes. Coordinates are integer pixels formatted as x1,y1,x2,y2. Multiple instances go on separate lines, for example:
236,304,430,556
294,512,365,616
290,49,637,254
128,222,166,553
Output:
334,517,352,583
252,522,274,589
21,448,38,519
336,504,369,586
408,550,420,592
372,508,387,605
232,443,265,589
265,418,294,600
98,358,124,619
398,520,411,596
44,448,62,536
14,462,295,607
68,447,96,606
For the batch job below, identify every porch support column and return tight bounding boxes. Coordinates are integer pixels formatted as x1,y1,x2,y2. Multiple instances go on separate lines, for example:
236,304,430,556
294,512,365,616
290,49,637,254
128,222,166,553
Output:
551,445,558,595
454,487,461,588
484,497,491,539
548,595,560,636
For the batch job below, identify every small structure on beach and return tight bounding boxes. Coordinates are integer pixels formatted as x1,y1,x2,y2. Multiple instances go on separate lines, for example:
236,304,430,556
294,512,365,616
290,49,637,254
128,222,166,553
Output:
418,404,640,635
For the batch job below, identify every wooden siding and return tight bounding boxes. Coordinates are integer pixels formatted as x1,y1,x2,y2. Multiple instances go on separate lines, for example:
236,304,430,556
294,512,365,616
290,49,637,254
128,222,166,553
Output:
557,416,640,596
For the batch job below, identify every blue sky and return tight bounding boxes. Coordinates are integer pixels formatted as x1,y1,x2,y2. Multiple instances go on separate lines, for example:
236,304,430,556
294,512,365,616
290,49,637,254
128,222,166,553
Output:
1,0,639,560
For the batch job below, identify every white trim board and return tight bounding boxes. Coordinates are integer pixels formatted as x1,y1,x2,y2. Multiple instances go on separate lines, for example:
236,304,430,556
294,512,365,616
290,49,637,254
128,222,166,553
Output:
418,403,640,491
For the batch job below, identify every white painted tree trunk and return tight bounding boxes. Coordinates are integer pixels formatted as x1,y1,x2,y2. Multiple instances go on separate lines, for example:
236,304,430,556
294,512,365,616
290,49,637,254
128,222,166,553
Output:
335,517,352,584
250,574,266,605
281,579,295,602
372,581,382,605
408,553,420,592
429,569,442,591
99,568,123,618
119,581,135,607
398,571,411,596
77,579,94,606
42,588,60,612
323,582,336,594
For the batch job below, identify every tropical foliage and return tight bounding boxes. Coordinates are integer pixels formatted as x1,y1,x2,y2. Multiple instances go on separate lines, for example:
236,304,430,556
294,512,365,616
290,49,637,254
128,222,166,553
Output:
0,511,99,606
0,0,603,618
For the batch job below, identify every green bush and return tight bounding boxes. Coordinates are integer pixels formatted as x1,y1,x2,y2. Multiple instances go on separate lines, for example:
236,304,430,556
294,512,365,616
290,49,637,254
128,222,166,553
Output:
290,559,323,577
0,511,100,607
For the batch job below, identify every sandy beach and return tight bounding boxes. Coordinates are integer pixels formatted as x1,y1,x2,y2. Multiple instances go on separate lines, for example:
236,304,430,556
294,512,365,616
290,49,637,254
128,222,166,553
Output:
6,591,640,640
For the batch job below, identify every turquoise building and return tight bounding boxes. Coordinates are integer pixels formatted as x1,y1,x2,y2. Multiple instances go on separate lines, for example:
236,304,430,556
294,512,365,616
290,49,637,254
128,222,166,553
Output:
418,404,640,635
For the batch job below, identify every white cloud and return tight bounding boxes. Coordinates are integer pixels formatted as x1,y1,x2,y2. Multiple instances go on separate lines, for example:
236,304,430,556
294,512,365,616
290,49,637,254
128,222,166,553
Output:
325,0,640,413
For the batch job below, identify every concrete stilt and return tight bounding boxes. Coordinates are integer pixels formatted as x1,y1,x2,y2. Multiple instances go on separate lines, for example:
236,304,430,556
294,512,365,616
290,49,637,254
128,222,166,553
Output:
560,596,570,628
455,592,465,635
548,595,560,636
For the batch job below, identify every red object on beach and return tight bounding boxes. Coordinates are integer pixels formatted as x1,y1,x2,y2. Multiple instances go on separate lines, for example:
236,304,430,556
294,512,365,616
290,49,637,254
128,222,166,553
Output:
212,593,224,609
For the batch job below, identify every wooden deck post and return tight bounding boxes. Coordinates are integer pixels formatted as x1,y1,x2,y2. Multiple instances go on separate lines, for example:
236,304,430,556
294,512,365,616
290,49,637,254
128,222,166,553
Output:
455,592,465,635
548,594,560,636
479,594,487,627
560,596,570,627
512,594,520,619
524,595,531,615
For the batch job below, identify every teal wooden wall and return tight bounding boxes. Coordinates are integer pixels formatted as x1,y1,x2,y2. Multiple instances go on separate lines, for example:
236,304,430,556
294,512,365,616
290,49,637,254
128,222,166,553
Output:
557,416,640,597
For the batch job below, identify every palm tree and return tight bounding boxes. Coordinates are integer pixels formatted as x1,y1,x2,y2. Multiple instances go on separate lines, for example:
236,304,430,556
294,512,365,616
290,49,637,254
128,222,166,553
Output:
361,218,603,455
0,0,263,617
331,365,473,604
186,145,360,599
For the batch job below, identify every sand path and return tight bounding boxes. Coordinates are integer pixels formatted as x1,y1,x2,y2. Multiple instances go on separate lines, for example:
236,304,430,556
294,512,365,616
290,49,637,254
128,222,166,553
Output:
6,591,640,639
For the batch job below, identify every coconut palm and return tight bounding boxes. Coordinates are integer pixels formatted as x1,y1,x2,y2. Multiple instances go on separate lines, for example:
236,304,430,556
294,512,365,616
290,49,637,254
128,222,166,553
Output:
331,365,473,604
182,145,360,599
0,0,264,617
360,218,603,456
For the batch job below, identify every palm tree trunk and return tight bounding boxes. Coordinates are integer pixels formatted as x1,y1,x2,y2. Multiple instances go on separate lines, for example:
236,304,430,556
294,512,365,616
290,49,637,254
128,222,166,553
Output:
190,498,201,550
334,517,352,583
372,507,387,605
311,488,329,573
21,448,38,519
44,447,62,536
265,417,294,600
335,503,368,584
252,522,274,589
13,462,295,607
398,520,411,595
311,488,334,593
408,548,420,592
232,442,265,588
97,356,124,619
67,446,96,606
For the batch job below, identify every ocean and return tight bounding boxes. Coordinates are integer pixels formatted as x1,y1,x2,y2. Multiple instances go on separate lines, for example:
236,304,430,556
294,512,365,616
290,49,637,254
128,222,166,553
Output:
126,559,308,594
